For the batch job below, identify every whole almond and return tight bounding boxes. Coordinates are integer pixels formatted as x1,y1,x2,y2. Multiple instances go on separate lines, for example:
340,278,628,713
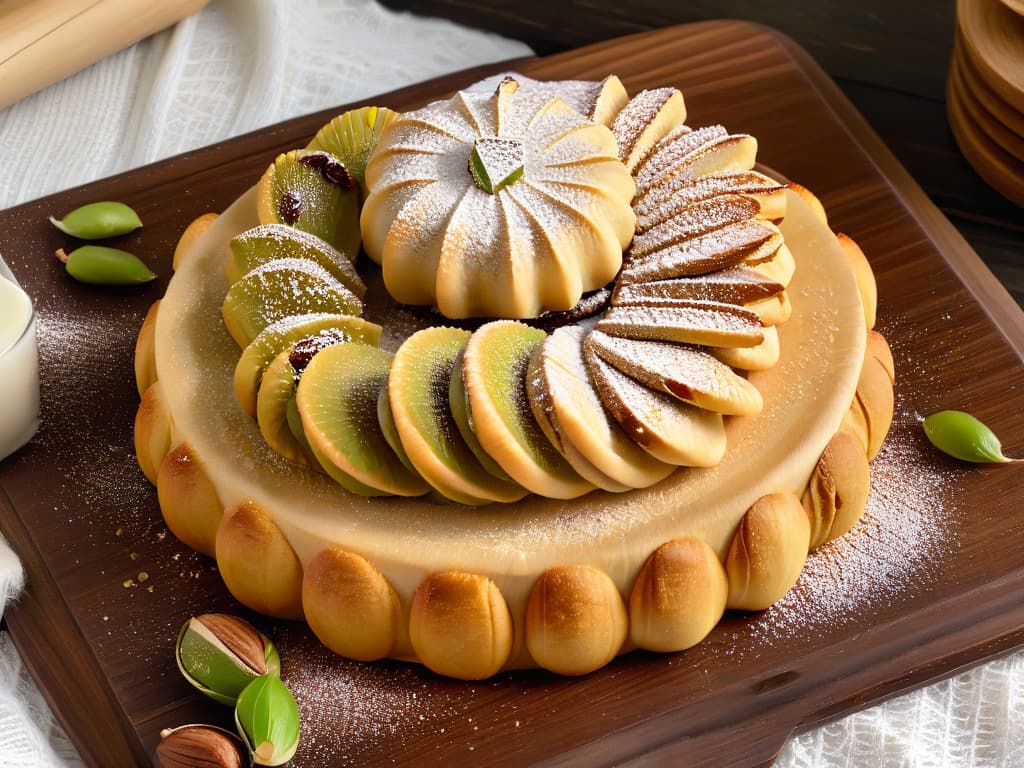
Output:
156,724,246,768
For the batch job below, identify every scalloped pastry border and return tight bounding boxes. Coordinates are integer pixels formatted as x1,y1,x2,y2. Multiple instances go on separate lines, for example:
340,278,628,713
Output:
133,206,894,679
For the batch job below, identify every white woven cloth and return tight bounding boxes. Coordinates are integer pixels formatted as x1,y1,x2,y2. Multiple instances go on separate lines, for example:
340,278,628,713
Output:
0,1,1020,766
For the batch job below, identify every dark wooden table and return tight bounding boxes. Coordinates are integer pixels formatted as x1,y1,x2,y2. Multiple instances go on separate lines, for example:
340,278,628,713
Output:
384,0,1024,306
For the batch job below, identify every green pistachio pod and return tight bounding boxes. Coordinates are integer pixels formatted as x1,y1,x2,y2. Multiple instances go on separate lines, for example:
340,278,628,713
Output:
922,410,1015,464
49,201,142,239
234,674,301,766
57,245,156,285
176,614,281,706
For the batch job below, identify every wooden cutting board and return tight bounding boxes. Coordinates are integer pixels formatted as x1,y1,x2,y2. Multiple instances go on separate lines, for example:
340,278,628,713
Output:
1,21,1023,768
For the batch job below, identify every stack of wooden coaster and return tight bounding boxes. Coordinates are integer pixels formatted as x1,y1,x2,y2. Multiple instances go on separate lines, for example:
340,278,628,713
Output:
949,0,1024,206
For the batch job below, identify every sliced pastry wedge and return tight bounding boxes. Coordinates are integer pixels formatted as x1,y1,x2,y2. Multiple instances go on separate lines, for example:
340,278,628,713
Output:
711,325,781,371
595,304,764,348
389,327,527,505
584,352,727,466
611,268,784,307
629,195,761,259
634,170,786,231
619,220,776,284
585,331,763,416
462,321,594,499
611,88,687,172
527,327,675,490
635,128,757,193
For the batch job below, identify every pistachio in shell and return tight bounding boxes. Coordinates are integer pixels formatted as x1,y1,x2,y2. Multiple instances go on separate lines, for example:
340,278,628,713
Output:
156,724,246,768
49,201,142,239
176,613,281,706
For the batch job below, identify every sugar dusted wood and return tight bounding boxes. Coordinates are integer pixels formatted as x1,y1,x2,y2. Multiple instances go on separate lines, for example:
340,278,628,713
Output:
1,21,1023,768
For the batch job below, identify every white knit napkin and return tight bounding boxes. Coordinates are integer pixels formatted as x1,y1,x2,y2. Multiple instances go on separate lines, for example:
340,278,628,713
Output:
0,2,1020,766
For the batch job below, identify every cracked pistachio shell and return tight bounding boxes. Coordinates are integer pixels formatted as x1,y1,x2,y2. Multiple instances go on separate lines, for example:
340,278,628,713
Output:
59,245,156,285
234,673,301,766
923,410,1015,464
49,201,142,239
156,724,246,768
176,614,281,706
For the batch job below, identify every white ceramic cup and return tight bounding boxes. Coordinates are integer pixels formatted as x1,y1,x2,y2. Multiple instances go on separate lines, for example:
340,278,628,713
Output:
0,269,40,462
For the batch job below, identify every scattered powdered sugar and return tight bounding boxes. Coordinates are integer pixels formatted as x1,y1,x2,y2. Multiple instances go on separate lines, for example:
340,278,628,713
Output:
630,194,760,257
612,268,782,306
610,88,680,164
634,124,727,188
731,404,961,652
634,170,783,231
622,220,772,282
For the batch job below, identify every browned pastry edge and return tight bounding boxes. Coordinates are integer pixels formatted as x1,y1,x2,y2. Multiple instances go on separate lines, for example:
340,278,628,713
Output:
214,499,304,621
302,546,404,662
133,195,894,679
157,442,222,558
802,430,871,550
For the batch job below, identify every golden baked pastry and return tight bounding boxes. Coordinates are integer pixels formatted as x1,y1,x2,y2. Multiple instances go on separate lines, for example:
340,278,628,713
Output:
361,78,636,318
134,75,895,679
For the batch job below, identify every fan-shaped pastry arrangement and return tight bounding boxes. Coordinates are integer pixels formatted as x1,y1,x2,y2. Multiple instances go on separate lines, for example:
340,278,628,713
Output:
134,77,895,679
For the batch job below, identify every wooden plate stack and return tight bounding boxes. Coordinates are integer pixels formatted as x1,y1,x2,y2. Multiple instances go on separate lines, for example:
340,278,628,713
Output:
949,0,1024,206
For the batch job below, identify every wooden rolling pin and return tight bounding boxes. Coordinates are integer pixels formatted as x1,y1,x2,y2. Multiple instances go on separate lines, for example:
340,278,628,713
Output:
0,0,210,109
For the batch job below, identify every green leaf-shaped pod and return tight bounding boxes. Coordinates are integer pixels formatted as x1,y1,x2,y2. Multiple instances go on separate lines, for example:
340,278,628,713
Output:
49,201,142,239
922,410,1014,463
234,674,300,766
59,245,156,285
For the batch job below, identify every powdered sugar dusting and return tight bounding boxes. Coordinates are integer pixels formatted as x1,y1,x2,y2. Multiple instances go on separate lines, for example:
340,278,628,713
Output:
634,170,784,231
612,268,783,306
631,194,760,257
621,220,773,282
734,405,961,651
611,88,680,165
634,125,727,188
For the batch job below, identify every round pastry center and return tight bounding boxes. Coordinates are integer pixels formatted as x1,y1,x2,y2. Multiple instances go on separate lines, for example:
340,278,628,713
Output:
469,137,525,194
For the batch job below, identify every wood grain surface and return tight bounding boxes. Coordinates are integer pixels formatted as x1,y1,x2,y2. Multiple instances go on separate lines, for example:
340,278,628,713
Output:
0,21,1023,768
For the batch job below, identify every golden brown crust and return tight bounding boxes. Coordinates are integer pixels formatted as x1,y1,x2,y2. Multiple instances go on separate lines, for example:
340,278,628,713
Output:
802,430,871,550
525,565,627,675
836,233,878,329
172,213,219,271
156,442,223,557
867,329,895,384
215,499,304,620
409,570,513,680
134,300,160,398
745,290,792,327
134,381,173,484
303,547,402,661
843,351,895,460
725,493,810,611
787,182,828,226
629,538,728,652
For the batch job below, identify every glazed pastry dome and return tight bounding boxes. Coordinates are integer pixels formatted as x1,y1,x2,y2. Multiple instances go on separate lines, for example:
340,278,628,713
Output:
360,78,636,319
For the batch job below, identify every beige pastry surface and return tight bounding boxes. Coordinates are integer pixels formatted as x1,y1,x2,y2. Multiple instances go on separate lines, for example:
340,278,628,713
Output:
152,185,866,670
